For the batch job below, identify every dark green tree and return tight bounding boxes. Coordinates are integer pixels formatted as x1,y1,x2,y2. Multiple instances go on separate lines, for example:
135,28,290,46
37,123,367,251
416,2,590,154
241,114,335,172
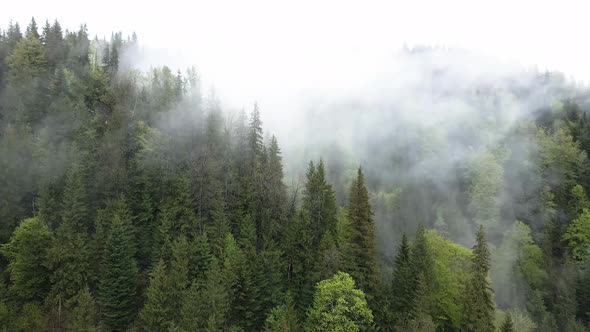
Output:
347,167,379,295
500,313,514,332
391,233,415,322
66,286,97,331
302,160,338,248
25,17,39,40
409,224,435,318
140,260,172,331
98,198,138,331
461,225,495,332
262,135,288,244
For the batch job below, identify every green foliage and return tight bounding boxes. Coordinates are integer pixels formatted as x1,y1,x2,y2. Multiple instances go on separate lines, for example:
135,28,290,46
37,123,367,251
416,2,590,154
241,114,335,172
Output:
305,272,373,332
140,260,172,331
1,217,52,303
67,286,97,331
264,294,300,332
180,258,229,331
468,151,504,232
347,168,380,295
98,198,138,331
426,229,472,329
500,313,514,332
303,160,338,248
492,221,547,312
563,209,590,262
391,233,414,321
2,18,590,332
14,302,45,332
6,33,47,84
462,226,495,332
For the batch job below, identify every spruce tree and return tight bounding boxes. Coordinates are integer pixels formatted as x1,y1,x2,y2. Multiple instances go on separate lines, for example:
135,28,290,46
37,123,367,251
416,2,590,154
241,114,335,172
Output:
347,167,379,295
48,167,90,306
169,236,190,323
189,232,213,283
285,211,315,317
67,286,97,331
25,17,39,40
231,217,266,330
500,313,514,332
461,225,495,332
98,198,138,331
140,260,172,331
181,258,229,331
391,233,415,321
302,160,338,249
409,224,435,313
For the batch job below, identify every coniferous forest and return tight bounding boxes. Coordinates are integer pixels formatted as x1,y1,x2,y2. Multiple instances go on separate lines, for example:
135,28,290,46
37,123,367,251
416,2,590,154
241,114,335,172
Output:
2,17,590,332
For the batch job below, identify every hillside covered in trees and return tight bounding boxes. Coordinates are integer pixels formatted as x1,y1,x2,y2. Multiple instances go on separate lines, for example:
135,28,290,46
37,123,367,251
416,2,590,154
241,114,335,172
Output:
2,18,590,332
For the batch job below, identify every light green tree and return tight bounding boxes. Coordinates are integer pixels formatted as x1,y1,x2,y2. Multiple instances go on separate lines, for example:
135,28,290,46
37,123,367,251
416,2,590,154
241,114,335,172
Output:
0,217,52,304
563,209,590,262
305,272,373,332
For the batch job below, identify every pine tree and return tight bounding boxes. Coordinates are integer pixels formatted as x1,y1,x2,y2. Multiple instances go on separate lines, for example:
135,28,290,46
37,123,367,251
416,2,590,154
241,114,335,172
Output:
264,293,299,332
67,286,97,331
500,313,514,332
98,198,138,331
140,260,172,331
285,211,315,317
231,217,266,330
461,225,495,332
189,233,213,284
302,160,338,249
48,166,91,307
181,258,229,331
6,29,47,84
391,233,415,321
245,103,266,250
25,17,39,40
263,135,288,244
347,167,379,295
194,101,228,253
169,236,190,323
409,224,435,314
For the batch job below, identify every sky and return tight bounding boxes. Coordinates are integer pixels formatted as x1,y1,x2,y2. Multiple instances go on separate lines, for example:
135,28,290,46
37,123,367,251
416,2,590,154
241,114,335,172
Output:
3,0,589,118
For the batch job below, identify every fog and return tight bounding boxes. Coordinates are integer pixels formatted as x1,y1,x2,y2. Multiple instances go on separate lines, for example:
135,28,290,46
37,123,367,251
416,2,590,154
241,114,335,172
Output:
4,1,590,315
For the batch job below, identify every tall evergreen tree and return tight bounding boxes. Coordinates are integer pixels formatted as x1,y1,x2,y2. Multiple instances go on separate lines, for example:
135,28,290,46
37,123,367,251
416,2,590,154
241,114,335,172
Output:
500,313,514,332
47,222,90,310
98,198,138,331
302,160,337,248
391,233,415,321
66,286,97,331
25,17,39,40
461,225,495,332
409,224,435,315
347,167,379,295
263,135,288,244
140,260,172,331
169,235,190,324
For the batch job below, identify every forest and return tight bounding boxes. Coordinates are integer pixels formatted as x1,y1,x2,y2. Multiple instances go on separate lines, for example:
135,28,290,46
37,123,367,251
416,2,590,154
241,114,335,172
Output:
1,17,590,332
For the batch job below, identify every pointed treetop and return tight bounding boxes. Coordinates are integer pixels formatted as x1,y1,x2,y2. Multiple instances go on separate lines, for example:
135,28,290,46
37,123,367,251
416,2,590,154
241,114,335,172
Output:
26,17,39,40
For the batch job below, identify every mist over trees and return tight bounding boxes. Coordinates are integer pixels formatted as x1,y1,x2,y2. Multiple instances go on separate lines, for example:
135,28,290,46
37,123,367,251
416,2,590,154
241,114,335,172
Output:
1,17,590,331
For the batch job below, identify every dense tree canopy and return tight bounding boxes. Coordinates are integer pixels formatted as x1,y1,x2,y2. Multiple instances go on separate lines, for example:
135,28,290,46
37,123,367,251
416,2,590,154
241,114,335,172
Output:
1,18,590,332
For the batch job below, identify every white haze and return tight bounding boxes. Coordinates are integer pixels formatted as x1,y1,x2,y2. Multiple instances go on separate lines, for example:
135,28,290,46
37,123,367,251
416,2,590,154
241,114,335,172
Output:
5,0,590,307
4,0,589,172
